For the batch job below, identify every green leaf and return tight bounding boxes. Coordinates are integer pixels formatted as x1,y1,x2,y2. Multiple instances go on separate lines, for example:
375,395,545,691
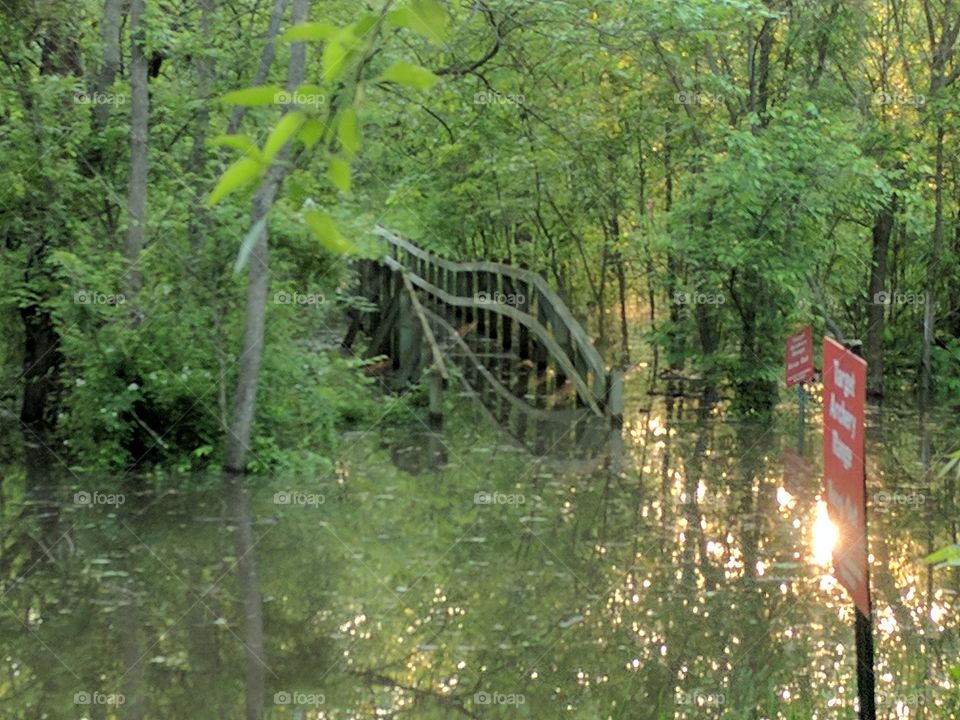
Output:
207,134,263,161
220,85,285,106
350,14,379,38
304,209,358,254
280,21,339,42
380,61,439,90
234,215,269,274
328,156,351,191
388,0,450,43
298,118,327,148
323,39,349,83
925,545,960,567
337,108,361,155
206,156,263,206
263,111,306,163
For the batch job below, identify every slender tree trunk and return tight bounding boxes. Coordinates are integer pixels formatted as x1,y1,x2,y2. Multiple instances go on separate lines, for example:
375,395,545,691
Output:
189,0,215,175
227,0,289,135
950,203,960,340
125,0,149,300
605,210,629,366
866,194,895,398
87,0,124,238
93,0,122,132
596,238,609,347
919,0,958,408
15,36,74,533
662,123,683,372
920,124,944,409
616,250,629,367
224,0,307,472
19,303,63,531
188,0,216,252
223,3,308,718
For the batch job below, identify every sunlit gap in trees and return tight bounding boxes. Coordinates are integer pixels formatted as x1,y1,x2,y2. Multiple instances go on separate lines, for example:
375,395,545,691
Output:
811,499,839,567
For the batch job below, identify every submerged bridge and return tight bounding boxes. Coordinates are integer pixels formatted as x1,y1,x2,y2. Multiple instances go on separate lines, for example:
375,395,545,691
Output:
346,227,624,461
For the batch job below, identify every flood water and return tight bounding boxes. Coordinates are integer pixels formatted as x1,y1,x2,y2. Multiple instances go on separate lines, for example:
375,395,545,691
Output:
1,372,958,719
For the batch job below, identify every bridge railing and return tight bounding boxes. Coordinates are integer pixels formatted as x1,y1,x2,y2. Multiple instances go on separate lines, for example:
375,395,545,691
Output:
370,226,614,418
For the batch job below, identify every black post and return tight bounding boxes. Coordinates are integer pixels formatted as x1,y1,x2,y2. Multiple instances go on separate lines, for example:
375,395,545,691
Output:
797,383,806,454
855,485,876,720
854,605,876,719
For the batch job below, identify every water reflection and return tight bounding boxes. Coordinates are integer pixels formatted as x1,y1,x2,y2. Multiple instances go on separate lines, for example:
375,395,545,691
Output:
0,381,958,719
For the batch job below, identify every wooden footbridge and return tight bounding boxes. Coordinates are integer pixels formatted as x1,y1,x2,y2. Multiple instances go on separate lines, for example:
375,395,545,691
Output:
346,227,624,460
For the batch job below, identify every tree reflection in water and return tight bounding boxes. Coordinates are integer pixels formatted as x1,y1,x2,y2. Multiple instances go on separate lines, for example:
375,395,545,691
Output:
0,389,957,719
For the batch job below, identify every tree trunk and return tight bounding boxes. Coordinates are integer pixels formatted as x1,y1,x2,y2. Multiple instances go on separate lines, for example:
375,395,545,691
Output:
223,0,307,473
12,20,82,533
222,2,308,718
227,0,290,135
189,0,215,175
616,251,629,368
920,124,944,410
125,0,149,300
866,193,895,398
662,123,683,372
93,0,122,132
188,0,216,252
950,203,960,340
608,211,630,367
919,0,958,409
18,303,63,532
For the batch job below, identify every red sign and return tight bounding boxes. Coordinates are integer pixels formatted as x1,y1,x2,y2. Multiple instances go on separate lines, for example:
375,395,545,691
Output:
785,327,815,387
822,337,870,616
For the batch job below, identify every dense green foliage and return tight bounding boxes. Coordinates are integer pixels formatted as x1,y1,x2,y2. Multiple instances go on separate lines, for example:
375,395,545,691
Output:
2,0,959,477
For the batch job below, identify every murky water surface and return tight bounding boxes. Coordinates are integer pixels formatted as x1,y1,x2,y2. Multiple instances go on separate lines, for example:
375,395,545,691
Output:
1,376,958,719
